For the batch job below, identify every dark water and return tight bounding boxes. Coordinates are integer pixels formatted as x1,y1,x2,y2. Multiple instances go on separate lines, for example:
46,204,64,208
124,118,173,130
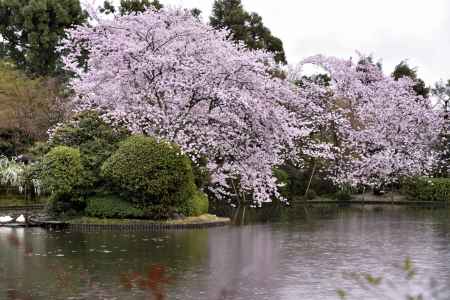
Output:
1,207,450,299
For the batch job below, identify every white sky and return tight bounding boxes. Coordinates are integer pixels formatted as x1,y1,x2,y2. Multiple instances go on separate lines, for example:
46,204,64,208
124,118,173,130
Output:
98,0,450,85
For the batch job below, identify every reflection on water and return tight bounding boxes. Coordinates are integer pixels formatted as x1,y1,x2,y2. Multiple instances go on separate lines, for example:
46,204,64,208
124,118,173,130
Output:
0,207,450,299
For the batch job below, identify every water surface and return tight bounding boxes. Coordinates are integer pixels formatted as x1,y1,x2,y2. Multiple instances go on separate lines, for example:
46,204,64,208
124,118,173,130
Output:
1,207,449,299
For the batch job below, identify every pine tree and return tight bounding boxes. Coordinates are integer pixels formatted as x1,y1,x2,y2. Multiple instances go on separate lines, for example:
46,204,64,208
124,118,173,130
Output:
210,0,286,64
392,60,430,98
0,0,87,77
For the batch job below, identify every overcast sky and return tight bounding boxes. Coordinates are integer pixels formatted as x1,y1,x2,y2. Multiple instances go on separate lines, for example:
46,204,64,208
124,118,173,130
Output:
96,0,450,85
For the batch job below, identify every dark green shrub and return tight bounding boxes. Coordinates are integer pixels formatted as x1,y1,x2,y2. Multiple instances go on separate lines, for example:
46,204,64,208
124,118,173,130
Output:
27,142,51,160
402,177,450,202
274,163,337,200
0,128,33,157
85,195,145,219
101,135,197,212
181,191,209,216
305,189,317,200
49,111,129,193
41,146,82,201
335,189,352,202
192,155,210,189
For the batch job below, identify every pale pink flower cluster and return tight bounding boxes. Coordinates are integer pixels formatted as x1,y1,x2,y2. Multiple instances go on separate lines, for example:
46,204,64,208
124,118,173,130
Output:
297,55,442,187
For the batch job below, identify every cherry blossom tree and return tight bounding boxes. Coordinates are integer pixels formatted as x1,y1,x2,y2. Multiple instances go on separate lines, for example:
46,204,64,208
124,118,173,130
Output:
295,55,442,188
62,8,311,204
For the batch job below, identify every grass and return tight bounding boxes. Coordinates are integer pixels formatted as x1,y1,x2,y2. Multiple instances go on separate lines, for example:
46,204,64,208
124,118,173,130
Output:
0,194,47,207
67,214,230,225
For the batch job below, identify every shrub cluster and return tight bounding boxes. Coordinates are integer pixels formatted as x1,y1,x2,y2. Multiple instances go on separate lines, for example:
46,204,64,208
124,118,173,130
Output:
403,177,450,202
40,118,208,219
49,111,129,193
38,116,209,219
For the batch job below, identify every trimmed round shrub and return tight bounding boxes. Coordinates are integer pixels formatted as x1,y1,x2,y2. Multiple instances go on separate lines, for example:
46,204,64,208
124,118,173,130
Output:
85,195,145,219
101,135,198,214
41,146,83,200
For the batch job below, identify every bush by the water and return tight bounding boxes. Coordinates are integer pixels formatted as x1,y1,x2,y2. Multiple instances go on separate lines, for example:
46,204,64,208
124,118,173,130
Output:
335,189,352,202
403,177,450,202
101,135,206,217
41,146,82,200
184,190,209,216
85,195,145,219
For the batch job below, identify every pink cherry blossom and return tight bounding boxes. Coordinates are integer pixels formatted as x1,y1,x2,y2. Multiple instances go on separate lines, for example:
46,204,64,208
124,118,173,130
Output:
62,8,311,204
296,55,442,187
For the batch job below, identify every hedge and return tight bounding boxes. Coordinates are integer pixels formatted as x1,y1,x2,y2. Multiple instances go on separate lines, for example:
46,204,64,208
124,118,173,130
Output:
403,177,450,202
85,195,145,219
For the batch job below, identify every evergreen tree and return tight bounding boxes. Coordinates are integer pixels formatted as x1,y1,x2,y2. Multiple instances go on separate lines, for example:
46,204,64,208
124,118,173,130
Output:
100,0,162,15
210,0,286,64
0,0,87,77
392,60,430,98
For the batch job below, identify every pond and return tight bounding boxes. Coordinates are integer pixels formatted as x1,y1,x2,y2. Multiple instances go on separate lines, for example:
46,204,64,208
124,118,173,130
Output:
1,206,450,299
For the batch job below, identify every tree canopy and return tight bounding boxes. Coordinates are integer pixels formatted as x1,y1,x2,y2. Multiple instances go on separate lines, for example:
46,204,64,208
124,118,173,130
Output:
100,0,162,15
210,0,286,64
0,0,86,77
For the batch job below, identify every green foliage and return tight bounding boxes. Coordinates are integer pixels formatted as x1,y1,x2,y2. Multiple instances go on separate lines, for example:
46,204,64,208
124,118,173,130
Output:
50,110,129,193
192,156,210,189
0,0,87,76
392,60,430,98
0,155,42,198
305,189,317,200
85,194,145,219
0,128,33,157
183,191,209,217
273,163,337,200
402,177,450,202
100,0,162,15
41,146,82,200
27,141,51,160
335,188,352,202
210,0,286,64
101,135,197,212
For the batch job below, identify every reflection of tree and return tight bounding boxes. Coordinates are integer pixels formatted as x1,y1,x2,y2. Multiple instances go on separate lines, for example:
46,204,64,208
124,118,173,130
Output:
0,228,210,299
120,264,171,300
206,225,281,299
